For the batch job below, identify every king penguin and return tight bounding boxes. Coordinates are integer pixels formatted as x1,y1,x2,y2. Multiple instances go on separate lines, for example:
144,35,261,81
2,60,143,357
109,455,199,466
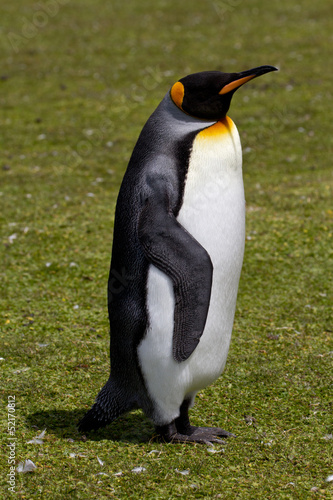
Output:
79,65,277,443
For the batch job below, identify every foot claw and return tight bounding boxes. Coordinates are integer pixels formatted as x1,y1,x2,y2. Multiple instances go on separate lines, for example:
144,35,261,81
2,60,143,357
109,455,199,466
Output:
209,438,226,445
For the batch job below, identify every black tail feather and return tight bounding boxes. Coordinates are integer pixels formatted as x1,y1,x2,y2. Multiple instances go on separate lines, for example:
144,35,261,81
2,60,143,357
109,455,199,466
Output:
78,378,132,433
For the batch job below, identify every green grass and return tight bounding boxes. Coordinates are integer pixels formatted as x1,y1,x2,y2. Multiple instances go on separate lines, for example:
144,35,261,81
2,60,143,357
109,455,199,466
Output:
1,0,332,498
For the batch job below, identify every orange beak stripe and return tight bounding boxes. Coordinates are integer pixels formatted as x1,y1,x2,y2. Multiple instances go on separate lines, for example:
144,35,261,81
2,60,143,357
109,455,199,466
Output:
219,74,256,95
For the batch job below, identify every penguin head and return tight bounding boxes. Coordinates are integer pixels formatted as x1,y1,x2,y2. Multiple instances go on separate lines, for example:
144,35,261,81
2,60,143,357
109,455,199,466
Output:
170,65,277,120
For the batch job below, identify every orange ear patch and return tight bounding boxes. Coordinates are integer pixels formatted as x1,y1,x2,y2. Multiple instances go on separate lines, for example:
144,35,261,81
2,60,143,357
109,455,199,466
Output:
170,81,185,109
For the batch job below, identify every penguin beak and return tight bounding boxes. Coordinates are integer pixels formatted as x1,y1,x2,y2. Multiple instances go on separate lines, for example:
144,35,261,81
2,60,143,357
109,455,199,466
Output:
219,65,278,95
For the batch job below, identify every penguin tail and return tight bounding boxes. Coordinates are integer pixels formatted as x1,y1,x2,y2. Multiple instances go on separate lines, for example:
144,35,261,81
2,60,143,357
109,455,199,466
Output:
78,377,132,433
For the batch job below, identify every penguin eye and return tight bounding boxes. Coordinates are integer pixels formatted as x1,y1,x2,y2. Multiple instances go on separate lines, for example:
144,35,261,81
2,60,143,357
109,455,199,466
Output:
170,82,185,110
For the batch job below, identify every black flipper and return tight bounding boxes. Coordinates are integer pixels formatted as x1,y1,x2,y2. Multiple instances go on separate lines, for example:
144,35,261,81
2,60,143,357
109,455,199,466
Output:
78,378,135,433
138,175,213,363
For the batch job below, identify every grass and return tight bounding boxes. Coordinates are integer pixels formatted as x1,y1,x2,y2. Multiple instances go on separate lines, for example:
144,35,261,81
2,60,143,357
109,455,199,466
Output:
0,0,332,498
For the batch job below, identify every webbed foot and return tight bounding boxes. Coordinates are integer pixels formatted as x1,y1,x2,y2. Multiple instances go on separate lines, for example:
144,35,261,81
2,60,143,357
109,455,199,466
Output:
156,422,234,444
155,399,235,444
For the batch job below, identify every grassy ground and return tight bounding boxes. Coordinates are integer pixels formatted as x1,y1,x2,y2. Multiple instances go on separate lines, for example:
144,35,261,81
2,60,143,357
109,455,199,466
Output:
1,0,332,498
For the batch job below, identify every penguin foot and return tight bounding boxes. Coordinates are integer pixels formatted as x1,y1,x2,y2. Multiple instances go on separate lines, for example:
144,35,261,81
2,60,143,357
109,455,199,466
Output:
155,398,235,444
156,421,235,445
186,425,235,442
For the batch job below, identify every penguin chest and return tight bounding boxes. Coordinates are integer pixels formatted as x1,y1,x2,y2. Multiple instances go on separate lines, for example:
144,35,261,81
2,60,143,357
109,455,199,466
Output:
178,117,245,249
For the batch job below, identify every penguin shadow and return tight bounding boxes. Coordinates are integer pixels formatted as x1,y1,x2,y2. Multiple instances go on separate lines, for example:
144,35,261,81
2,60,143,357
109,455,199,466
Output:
27,409,154,443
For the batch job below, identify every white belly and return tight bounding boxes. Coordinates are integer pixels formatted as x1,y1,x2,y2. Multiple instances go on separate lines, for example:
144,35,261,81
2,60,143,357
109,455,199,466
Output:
138,118,245,425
